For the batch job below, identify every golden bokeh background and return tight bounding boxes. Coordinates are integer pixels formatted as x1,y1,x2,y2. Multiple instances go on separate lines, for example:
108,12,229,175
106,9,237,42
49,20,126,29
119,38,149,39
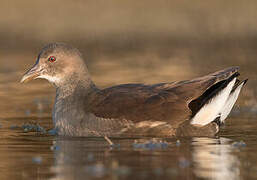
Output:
0,0,256,117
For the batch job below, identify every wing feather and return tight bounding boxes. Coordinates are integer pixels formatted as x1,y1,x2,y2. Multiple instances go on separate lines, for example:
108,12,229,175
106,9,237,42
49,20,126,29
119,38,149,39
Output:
88,67,239,128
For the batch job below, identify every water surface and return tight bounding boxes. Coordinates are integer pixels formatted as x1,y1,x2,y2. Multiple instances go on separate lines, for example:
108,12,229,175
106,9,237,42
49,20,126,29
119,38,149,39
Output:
0,49,256,180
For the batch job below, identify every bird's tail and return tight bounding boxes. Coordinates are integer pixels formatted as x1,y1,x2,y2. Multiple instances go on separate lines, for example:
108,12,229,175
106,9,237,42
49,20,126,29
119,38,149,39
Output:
190,72,247,126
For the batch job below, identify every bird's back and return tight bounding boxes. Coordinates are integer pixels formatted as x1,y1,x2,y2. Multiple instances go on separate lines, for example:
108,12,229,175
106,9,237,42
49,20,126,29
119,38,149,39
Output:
88,67,239,133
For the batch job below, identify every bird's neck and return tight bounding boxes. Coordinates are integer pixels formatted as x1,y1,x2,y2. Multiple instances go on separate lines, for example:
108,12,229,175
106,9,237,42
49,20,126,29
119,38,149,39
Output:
53,69,98,132
56,63,98,98
57,77,97,99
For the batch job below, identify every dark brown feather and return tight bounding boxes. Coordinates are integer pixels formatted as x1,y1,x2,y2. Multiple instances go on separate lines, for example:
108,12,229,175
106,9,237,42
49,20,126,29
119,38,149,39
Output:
87,67,239,129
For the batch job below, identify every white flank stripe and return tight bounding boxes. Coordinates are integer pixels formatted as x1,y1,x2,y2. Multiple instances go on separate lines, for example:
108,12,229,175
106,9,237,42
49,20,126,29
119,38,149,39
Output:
220,82,244,122
135,121,167,128
191,78,236,126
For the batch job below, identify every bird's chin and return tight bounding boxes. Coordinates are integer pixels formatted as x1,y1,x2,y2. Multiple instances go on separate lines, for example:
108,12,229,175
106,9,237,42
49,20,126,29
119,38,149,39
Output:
21,73,61,87
36,75,61,86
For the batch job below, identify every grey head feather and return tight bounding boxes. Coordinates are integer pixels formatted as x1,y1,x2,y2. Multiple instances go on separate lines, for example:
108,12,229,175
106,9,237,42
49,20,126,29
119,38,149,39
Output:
38,42,82,59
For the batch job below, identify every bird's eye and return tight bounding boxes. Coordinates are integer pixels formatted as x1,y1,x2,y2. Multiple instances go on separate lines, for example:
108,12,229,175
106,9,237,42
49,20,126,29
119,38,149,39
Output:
48,56,56,62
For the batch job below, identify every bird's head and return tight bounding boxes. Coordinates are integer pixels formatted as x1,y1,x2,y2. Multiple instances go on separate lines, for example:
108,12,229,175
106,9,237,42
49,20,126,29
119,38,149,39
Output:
21,43,88,87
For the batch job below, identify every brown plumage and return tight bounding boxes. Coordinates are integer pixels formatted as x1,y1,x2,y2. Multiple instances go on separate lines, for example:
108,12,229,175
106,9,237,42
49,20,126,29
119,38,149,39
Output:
21,43,247,137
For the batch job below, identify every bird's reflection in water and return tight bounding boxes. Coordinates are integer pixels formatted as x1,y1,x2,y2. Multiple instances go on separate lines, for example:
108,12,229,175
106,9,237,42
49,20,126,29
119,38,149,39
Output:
192,137,240,180
49,138,114,180
49,136,241,180
49,137,183,180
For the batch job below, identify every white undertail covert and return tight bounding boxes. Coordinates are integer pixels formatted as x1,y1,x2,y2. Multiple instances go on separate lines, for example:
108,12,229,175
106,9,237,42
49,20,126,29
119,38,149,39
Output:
191,78,237,126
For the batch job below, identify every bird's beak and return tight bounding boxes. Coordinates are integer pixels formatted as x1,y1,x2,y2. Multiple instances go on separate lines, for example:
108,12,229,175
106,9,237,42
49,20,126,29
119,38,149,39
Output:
20,63,43,83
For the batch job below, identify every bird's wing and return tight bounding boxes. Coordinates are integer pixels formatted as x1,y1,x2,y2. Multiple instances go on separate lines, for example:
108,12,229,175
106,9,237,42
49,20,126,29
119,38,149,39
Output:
88,67,239,128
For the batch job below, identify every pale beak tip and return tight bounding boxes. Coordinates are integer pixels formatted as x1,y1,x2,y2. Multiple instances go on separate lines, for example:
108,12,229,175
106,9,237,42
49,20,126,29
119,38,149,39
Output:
20,76,27,83
20,77,25,83
20,73,36,83
20,63,42,83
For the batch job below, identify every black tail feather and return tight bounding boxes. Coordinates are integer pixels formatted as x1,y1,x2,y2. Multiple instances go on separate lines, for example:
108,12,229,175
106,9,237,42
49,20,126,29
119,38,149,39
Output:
189,72,240,117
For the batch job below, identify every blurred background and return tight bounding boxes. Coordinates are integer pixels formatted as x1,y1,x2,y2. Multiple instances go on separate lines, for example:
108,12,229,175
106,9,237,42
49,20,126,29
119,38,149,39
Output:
0,0,256,117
